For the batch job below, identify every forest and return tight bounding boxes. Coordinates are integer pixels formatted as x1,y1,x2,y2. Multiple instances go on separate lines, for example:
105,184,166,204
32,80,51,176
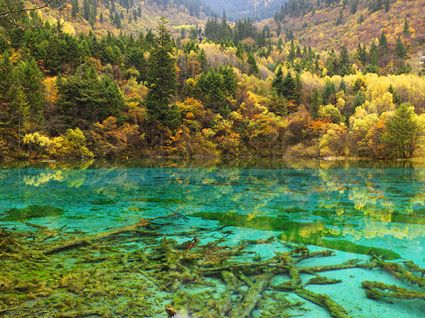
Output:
0,0,424,161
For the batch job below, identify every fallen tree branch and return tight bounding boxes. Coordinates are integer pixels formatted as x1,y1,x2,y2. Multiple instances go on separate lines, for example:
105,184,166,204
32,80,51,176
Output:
362,281,425,301
231,273,273,318
44,212,186,254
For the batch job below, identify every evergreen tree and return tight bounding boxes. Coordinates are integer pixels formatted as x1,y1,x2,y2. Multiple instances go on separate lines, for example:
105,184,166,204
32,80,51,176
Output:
272,66,284,95
10,59,45,127
247,52,259,75
71,0,79,18
309,89,322,118
395,36,407,59
379,31,388,51
384,0,390,12
384,104,421,158
196,66,236,116
388,85,401,105
322,80,336,104
336,9,343,25
58,62,124,129
356,44,368,66
338,46,352,76
83,0,91,21
12,87,31,134
403,18,410,36
274,69,298,101
114,12,122,28
197,49,207,71
146,19,181,131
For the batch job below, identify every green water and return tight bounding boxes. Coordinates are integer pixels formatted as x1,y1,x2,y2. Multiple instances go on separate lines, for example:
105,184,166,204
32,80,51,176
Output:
1,160,425,317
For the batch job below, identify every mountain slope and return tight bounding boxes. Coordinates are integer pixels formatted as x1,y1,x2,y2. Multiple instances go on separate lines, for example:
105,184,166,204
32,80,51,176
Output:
203,0,285,20
266,0,425,69
33,0,208,36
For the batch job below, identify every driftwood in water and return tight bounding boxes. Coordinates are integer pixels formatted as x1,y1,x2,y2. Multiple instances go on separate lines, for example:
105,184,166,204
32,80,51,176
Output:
362,281,425,301
230,273,273,318
300,259,370,274
378,260,425,288
294,288,351,318
307,275,342,286
44,212,186,254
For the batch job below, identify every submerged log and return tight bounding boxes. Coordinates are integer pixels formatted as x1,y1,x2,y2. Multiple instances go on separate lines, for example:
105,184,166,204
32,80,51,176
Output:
230,273,273,318
379,261,425,288
294,250,334,263
307,275,342,286
362,281,425,301
44,212,185,254
299,259,370,274
294,288,351,318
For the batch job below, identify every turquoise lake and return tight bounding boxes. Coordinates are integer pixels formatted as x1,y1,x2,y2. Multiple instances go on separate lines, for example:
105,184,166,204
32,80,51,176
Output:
1,160,424,317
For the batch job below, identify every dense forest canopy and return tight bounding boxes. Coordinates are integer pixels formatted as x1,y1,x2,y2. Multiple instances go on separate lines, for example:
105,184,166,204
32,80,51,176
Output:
0,0,424,161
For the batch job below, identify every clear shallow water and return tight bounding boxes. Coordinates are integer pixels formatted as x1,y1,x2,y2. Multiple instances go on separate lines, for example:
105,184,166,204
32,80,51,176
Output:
1,161,425,317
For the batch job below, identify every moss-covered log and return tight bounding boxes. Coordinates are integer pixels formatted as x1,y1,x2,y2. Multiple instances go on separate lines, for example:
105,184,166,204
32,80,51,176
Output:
362,281,425,301
230,273,273,318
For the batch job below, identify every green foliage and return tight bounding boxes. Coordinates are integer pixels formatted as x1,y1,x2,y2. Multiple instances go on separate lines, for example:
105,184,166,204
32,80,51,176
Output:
247,52,259,75
146,18,181,131
195,66,237,116
272,67,300,102
58,62,124,129
384,104,423,158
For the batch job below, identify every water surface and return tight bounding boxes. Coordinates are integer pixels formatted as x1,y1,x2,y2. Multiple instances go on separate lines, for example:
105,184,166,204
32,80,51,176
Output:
1,160,424,317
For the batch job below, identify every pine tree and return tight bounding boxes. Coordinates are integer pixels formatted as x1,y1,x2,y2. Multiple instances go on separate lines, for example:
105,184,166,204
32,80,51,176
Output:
379,31,388,51
282,72,297,100
12,87,31,134
114,12,122,28
384,0,390,12
338,46,352,76
395,36,407,59
83,0,91,21
71,0,79,18
58,62,124,129
368,42,379,69
197,49,207,71
322,80,336,104
357,44,368,66
336,9,343,25
272,66,284,95
384,104,421,158
10,59,45,127
403,18,410,36
309,89,322,118
388,85,401,105
146,18,181,131
247,52,259,75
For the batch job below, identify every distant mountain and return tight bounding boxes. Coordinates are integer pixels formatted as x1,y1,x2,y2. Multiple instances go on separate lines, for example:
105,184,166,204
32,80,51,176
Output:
202,0,285,20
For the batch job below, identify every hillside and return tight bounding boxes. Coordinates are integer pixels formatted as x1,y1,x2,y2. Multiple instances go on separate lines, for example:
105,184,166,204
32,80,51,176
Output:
30,0,209,36
203,0,285,20
1,0,425,162
268,0,425,68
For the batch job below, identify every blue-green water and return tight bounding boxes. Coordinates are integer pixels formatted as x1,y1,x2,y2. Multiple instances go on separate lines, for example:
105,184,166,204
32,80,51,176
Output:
1,161,425,317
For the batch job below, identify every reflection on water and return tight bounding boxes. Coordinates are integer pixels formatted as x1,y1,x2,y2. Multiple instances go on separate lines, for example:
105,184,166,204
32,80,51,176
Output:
1,160,425,317
1,160,425,262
